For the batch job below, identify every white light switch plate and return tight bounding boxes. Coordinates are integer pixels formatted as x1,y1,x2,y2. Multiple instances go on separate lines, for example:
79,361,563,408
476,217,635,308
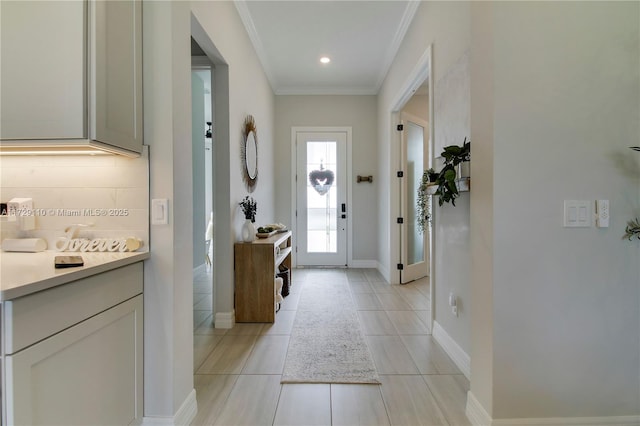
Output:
151,199,169,225
564,200,591,228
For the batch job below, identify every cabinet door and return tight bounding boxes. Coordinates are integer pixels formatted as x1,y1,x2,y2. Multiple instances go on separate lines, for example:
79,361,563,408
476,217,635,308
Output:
91,0,143,153
0,1,86,140
5,296,143,426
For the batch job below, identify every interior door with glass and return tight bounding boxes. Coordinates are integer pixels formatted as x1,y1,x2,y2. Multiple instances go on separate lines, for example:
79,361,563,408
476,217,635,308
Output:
295,131,347,266
400,112,430,283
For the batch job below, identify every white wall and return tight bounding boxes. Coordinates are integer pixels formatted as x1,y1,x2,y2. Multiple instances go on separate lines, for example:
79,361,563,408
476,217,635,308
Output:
470,1,640,420
143,0,194,417
378,0,471,353
274,95,378,263
469,1,495,414
191,0,276,314
143,0,275,419
432,50,471,355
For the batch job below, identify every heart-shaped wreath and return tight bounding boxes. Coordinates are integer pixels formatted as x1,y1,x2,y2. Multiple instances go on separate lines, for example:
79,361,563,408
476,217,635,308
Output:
309,167,335,196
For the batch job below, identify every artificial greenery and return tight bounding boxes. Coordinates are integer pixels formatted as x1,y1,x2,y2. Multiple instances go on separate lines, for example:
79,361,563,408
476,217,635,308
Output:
433,138,471,207
239,196,257,222
417,170,432,234
426,168,439,183
626,147,640,241
624,218,640,241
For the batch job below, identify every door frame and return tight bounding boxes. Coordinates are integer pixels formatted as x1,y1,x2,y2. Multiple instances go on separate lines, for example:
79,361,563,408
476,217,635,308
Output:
290,126,353,268
390,45,434,331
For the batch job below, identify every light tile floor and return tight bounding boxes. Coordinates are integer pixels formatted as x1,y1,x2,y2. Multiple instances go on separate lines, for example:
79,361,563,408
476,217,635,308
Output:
192,268,470,426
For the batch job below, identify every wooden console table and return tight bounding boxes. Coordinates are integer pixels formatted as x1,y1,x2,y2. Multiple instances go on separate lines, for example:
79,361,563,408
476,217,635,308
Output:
234,231,292,322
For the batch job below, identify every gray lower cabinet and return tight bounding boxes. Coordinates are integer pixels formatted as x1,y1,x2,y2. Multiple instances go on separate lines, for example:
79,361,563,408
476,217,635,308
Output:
1,263,143,425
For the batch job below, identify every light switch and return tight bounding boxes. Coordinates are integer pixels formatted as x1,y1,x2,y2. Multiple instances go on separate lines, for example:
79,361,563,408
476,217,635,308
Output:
151,199,169,225
564,200,591,227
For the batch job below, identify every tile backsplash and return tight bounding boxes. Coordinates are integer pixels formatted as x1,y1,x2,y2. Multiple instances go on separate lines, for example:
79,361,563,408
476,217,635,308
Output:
0,147,149,251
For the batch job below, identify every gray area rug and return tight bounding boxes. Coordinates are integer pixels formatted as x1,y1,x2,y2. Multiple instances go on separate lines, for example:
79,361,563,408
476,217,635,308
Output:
281,276,380,384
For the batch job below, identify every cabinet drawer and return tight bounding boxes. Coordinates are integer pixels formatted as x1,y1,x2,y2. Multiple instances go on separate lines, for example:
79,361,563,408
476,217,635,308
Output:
3,262,142,354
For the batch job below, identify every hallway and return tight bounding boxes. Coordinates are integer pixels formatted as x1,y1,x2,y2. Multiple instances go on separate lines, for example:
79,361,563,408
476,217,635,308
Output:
192,268,470,425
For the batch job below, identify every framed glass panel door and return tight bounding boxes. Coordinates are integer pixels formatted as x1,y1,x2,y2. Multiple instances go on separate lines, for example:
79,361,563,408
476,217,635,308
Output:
400,112,429,283
295,131,347,266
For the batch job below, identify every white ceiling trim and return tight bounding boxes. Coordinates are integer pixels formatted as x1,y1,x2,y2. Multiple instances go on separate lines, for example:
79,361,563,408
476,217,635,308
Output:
234,0,420,96
372,1,421,93
275,86,379,96
234,0,277,92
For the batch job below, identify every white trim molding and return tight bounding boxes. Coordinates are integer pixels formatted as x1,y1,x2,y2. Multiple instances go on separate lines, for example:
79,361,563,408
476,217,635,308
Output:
290,126,353,268
432,321,471,379
141,389,197,426
215,310,235,329
377,261,390,284
174,389,197,426
466,391,492,426
350,259,378,268
493,416,640,426
466,391,640,426
373,1,421,93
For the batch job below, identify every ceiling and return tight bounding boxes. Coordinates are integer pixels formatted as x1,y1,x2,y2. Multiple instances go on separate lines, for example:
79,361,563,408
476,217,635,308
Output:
235,1,420,95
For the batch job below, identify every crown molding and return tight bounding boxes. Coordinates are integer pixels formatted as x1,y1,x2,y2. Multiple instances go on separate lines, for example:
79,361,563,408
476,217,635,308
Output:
373,0,421,92
234,0,278,92
235,0,419,96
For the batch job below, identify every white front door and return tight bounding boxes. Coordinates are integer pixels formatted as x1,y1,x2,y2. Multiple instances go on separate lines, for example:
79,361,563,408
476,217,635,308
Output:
400,112,430,283
295,131,348,266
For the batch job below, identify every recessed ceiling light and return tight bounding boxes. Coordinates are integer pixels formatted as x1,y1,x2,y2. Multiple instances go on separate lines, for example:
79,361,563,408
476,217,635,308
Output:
320,56,331,64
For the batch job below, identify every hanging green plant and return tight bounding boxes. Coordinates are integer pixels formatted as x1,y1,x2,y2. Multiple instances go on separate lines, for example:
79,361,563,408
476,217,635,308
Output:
624,218,640,241
433,138,470,207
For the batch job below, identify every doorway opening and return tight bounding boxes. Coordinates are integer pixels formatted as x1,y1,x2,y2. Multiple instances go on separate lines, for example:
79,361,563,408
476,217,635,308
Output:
391,45,434,331
191,39,215,333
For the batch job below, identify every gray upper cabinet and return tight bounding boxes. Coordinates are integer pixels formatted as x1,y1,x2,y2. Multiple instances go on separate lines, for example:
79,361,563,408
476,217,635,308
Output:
91,0,143,153
0,1,87,140
0,0,143,155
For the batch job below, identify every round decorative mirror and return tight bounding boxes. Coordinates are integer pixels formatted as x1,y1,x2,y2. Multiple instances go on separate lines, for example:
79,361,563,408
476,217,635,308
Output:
241,115,258,192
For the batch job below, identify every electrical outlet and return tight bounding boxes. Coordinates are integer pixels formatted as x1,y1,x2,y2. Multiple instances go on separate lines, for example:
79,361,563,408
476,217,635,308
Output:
8,198,35,230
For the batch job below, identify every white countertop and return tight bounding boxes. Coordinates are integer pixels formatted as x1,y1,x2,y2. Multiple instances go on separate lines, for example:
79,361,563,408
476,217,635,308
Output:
0,250,150,301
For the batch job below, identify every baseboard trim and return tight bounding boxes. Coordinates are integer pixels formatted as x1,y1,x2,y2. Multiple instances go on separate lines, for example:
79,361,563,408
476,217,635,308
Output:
174,389,197,426
141,389,197,426
377,261,390,283
466,391,640,426
432,321,471,379
215,310,235,329
350,259,378,268
492,415,640,426
466,390,492,425
140,416,173,425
